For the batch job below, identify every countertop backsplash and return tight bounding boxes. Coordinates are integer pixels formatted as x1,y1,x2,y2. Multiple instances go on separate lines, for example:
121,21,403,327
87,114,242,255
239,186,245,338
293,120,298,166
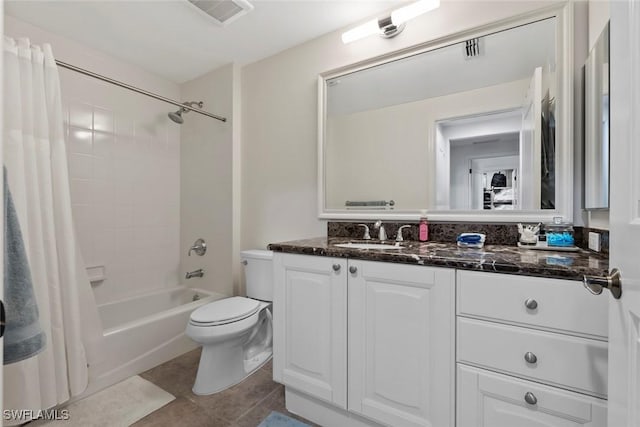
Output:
327,221,610,255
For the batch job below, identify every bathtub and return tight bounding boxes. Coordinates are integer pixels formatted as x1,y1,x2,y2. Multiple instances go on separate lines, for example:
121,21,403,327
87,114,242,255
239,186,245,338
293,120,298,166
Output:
83,286,226,397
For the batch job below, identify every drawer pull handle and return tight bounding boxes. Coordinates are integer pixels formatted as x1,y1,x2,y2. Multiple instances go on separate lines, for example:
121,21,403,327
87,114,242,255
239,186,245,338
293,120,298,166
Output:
524,298,538,310
524,392,538,405
349,266,358,274
524,352,538,364
332,264,341,272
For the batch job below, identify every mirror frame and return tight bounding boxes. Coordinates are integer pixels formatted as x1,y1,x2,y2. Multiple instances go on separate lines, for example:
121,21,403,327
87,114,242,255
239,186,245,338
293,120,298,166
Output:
318,2,574,222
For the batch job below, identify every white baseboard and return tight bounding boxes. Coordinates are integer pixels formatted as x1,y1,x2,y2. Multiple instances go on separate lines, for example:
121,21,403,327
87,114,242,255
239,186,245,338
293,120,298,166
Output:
285,388,383,427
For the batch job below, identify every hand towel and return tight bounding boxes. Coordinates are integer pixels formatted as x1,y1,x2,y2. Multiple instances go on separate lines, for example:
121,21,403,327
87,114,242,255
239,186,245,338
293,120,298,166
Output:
3,167,46,364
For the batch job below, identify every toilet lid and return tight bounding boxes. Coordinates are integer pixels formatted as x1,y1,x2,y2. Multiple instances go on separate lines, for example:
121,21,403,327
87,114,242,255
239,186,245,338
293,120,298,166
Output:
190,296,260,325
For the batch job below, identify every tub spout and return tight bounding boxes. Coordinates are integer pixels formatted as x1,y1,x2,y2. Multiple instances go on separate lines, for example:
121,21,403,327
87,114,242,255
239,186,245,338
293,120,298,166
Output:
186,269,204,279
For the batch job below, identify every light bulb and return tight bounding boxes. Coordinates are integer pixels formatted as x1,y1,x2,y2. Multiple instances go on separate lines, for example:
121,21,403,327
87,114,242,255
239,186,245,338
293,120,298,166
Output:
341,19,380,44
391,0,440,26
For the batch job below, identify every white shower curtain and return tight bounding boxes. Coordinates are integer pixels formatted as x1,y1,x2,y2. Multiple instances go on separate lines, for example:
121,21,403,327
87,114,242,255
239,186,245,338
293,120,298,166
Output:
2,37,104,415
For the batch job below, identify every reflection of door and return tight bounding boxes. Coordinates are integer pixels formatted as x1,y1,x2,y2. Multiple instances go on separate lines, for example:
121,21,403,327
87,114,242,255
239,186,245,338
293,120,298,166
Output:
470,156,518,209
607,2,640,426
520,67,542,210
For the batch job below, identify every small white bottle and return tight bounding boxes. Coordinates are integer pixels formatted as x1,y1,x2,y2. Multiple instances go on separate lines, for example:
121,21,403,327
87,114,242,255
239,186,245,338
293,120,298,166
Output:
419,210,429,242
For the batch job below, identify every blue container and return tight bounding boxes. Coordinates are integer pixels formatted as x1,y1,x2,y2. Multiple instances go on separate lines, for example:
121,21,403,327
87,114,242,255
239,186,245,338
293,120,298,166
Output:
544,223,575,247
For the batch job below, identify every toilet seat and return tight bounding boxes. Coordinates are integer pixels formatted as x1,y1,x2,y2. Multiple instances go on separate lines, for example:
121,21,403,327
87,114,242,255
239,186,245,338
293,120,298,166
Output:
190,296,261,327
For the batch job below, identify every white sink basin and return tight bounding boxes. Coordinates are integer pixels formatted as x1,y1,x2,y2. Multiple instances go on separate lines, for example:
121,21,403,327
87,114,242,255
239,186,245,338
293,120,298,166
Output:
334,242,402,250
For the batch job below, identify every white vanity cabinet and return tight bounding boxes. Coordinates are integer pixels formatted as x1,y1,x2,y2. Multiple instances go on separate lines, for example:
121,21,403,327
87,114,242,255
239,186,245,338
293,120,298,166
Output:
348,260,455,427
273,253,455,427
456,270,609,427
273,253,609,427
273,253,348,409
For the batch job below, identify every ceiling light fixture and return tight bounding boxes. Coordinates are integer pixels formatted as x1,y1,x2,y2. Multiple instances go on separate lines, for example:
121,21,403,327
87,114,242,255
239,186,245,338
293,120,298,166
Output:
341,0,440,44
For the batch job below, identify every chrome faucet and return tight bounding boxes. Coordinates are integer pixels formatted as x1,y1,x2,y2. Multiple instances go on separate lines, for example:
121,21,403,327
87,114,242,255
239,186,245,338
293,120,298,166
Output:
374,220,387,241
188,238,207,256
185,269,204,279
357,224,371,240
396,225,412,242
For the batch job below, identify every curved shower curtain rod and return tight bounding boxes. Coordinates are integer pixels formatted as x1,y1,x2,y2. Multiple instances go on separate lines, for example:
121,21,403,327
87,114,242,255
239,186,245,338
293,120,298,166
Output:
55,60,227,123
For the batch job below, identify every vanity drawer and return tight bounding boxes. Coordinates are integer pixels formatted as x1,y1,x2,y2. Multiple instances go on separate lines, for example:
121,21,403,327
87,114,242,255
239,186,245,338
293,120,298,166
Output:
457,317,608,398
457,364,607,427
457,270,608,339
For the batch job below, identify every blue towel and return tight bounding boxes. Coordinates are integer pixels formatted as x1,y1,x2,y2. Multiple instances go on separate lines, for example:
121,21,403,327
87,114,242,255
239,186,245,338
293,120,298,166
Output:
257,411,310,427
3,167,46,364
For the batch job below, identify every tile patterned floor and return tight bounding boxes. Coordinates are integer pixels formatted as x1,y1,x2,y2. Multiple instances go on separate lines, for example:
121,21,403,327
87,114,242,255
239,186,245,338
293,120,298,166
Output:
133,349,317,427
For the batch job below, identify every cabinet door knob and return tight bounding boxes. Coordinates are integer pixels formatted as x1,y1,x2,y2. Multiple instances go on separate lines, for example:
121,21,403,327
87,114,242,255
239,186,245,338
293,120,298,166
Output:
524,392,537,405
349,266,358,274
524,298,538,310
524,352,538,364
332,264,341,272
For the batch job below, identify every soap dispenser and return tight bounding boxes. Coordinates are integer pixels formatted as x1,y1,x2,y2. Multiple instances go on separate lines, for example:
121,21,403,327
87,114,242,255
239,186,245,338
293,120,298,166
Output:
419,210,429,242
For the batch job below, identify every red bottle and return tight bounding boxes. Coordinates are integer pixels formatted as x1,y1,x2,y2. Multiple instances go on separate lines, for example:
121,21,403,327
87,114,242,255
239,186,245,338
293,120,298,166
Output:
419,211,429,242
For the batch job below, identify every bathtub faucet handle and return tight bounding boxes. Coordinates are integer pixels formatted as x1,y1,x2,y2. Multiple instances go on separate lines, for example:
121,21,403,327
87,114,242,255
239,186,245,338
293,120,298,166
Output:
186,269,205,279
188,238,207,256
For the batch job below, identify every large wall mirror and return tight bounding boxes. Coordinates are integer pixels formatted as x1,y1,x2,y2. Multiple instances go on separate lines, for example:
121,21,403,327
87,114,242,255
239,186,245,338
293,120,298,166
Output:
584,22,609,210
318,5,574,221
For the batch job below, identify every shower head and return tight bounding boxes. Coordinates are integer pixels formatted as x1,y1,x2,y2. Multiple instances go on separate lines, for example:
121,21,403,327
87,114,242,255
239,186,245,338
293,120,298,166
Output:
168,101,204,124
168,109,184,124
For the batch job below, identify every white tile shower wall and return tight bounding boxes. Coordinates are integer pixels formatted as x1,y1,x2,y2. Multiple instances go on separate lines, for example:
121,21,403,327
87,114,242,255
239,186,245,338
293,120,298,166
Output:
5,16,182,305
63,93,181,305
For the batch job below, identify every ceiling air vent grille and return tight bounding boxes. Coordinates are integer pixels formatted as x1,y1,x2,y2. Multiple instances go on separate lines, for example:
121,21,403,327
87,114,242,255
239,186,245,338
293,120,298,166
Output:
188,0,254,26
464,38,482,59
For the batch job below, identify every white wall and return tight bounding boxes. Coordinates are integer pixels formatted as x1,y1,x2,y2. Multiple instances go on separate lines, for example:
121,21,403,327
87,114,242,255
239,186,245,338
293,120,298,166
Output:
180,64,238,297
5,16,182,305
241,0,574,250
569,0,609,230
584,0,610,230
325,78,529,211
589,0,610,50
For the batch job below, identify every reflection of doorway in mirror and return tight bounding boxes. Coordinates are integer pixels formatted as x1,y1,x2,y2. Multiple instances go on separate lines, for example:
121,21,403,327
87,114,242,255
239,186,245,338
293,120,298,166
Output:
461,145,520,210
468,159,519,210
435,110,521,210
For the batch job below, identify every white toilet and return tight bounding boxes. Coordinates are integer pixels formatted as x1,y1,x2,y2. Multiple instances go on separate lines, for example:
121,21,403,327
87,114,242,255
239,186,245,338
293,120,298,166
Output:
186,249,273,395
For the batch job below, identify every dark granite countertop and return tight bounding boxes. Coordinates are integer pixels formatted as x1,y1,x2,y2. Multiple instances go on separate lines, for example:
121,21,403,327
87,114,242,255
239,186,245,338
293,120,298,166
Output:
267,237,609,282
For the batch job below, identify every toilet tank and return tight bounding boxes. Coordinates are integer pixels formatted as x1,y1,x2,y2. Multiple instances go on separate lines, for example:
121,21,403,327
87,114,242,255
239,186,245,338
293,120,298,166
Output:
241,249,274,301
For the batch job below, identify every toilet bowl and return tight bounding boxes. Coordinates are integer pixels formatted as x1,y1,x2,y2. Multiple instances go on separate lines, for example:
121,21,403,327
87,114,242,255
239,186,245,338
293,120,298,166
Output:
186,250,273,395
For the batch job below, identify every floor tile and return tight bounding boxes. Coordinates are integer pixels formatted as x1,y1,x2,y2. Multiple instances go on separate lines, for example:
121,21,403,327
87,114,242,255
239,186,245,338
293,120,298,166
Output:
140,354,198,398
140,349,314,427
260,359,273,374
131,397,231,427
192,368,280,422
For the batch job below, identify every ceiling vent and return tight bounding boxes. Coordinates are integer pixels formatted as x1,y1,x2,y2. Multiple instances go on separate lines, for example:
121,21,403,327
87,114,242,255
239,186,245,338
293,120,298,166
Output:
464,38,482,59
188,0,254,26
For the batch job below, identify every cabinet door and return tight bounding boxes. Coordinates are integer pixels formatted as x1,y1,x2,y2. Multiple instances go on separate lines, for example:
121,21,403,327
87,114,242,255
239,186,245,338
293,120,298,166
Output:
272,253,347,408
457,364,607,427
348,260,455,427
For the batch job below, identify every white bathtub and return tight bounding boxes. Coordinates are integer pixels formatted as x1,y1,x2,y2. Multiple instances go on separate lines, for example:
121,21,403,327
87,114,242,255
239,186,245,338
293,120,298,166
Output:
83,286,226,397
